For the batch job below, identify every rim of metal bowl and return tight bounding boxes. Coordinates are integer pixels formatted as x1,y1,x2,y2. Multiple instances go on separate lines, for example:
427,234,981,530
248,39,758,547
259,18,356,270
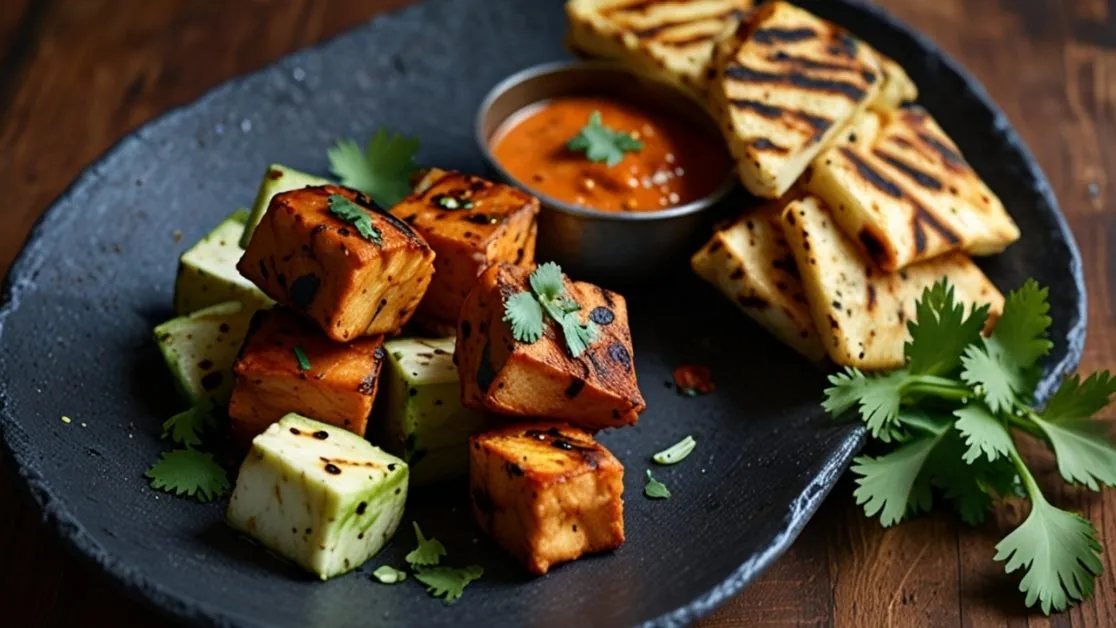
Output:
475,60,738,222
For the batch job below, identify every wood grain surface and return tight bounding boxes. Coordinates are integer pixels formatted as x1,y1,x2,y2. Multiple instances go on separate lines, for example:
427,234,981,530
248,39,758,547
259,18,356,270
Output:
1,1,1113,626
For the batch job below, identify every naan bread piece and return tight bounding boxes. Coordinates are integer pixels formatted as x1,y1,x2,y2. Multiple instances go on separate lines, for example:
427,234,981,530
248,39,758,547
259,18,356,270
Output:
691,196,827,362
708,1,882,198
805,105,1020,271
868,52,918,112
780,195,1003,370
566,0,753,97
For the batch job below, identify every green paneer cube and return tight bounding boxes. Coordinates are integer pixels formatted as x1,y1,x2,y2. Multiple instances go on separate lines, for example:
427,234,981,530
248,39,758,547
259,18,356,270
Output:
174,209,273,315
154,301,256,407
380,337,490,487
227,414,409,580
240,164,332,247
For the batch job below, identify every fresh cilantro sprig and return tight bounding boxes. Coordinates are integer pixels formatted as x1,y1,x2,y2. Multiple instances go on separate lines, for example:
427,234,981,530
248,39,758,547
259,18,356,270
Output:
327,194,382,245
382,521,482,603
826,279,1116,614
503,262,599,358
566,111,643,167
146,449,230,502
327,128,420,207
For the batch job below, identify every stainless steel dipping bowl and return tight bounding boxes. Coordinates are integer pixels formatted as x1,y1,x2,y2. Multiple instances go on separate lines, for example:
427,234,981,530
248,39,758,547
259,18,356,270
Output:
475,61,737,286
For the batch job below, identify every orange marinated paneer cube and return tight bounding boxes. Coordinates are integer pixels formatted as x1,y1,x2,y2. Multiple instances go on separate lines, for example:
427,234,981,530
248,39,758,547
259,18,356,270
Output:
228,307,386,445
238,185,435,341
455,263,645,430
470,422,625,575
392,170,539,330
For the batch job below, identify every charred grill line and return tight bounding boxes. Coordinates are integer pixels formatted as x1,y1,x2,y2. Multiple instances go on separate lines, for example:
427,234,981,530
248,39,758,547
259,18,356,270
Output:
632,7,749,40
917,132,968,171
769,51,860,73
728,98,783,118
752,138,789,154
839,148,903,198
723,64,869,100
873,149,943,191
913,203,962,251
729,99,832,141
752,27,817,44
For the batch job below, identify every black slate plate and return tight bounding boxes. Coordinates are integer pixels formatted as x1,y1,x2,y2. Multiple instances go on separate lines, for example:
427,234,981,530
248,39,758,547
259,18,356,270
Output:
0,0,1086,626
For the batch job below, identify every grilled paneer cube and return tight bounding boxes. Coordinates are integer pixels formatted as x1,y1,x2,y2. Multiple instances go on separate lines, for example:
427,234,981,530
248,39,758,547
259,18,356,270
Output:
780,195,1003,369
470,422,624,575
228,307,386,445
227,414,408,580
154,301,256,407
456,263,645,430
174,210,273,316
708,1,882,198
805,105,1020,271
238,185,436,341
391,170,539,330
691,197,826,362
241,164,332,247
379,337,490,487
566,0,753,97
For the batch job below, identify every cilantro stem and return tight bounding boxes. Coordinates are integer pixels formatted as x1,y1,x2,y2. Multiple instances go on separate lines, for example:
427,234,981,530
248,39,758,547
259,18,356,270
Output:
1007,447,1047,509
904,374,971,402
1007,406,1050,443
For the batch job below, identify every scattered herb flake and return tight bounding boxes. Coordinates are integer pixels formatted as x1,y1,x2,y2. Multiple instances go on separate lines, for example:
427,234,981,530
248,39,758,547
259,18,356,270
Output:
372,565,407,584
293,345,312,372
405,522,447,567
61,416,71,424
566,111,643,167
644,469,671,499
146,449,229,502
327,194,382,245
161,403,215,447
653,436,697,465
414,565,483,603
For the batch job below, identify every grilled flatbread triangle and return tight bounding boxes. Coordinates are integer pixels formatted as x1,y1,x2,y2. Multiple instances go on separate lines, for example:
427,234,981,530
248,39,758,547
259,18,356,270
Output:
780,194,1004,369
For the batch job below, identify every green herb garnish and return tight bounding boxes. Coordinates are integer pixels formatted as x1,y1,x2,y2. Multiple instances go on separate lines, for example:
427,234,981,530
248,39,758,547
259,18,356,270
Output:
161,402,216,448
327,194,382,245
436,195,473,210
826,279,1116,614
503,262,599,358
652,436,697,465
413,565,484,603
644,469,671,499
293,345,312,371
372,565,407,584
327,128,420,207
146,449,230,502
566,111,643,167
405,522,447,567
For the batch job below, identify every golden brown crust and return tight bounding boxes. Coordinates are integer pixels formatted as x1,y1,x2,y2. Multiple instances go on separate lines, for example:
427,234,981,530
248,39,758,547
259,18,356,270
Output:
228,307,385,445
237,185,436,340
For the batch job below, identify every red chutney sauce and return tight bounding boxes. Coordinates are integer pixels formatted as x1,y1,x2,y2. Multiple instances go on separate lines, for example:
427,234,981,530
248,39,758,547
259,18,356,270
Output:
490,95,731,212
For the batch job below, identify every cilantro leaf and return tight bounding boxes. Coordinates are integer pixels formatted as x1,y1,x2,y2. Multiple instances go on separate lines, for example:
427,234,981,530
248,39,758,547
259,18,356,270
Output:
529,262,565,301
414,565,483,603
327,194,382,245
995,453,1103,614
327,129,420,207
962,280,1052,412
555,313,599,359
372,565,407,584
822,367,868,417
953,404,1015,464
906,280,989,376
652,435,697,465
1028,372,1116,490
644,469,671,499
503,292,545,343
851,428,945,526
161,403,215,447
146,449,229,502
405,522,447,567
566,111,643,167
292,345,312,372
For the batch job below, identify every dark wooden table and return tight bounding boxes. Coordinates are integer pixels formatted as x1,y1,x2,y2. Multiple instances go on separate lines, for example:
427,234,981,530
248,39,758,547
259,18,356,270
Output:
2,1,1114,625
